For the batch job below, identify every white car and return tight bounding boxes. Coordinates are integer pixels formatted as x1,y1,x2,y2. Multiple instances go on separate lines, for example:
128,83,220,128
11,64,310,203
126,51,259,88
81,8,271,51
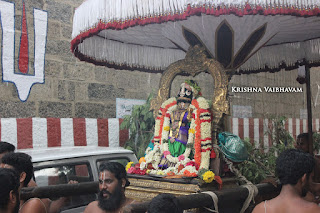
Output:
21,146,138,213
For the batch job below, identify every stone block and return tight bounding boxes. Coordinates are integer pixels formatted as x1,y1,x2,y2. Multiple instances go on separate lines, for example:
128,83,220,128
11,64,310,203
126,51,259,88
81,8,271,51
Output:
114,70,142,90
115,88,125,99
0,101,36,117
263,101,278,115
14,14,22,31
15,0,45,13
46,1,72,24
149,73,161,87
61,24,72,40
50,79,59,101
58,80,75,101
39,101,72,117
229,75,237,84
74,82,89,102
94,67,109,83
75,83,88,101
27,80,53,101
254,101,264,115
46,40,72,58
45,60,63,77
0,83,15,99
75,103,116,118
61,0,82,8
63,63,94,81
275,102,286,115
88,83,124,101
229,96,243,106
125,91,148,100
47,21,61,39
253,91,263,101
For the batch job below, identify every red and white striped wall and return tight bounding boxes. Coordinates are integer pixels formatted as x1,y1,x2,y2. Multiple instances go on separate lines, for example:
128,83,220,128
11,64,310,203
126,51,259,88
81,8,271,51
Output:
231,118,320,150
0,118,128,150
2,117,318,151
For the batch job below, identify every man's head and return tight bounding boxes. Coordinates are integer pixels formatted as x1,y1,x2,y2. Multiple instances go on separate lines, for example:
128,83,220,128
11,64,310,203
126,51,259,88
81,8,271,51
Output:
276,149,314,195
296,133,309,153
177,80,201,103
0,168,20,213
0,152,33,187
0,142,15,160
97,162,130,211
147,193,183,213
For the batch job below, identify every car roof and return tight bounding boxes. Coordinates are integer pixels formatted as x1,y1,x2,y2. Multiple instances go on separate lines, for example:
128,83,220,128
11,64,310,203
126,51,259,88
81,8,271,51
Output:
19,146,135,163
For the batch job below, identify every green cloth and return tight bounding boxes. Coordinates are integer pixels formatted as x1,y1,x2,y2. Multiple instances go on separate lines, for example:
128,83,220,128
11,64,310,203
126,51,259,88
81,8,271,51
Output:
169,141,186,157
218,132,248,162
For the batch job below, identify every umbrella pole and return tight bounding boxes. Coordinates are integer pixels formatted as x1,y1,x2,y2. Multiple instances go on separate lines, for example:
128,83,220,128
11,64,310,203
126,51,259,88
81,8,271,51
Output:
306,66,313,155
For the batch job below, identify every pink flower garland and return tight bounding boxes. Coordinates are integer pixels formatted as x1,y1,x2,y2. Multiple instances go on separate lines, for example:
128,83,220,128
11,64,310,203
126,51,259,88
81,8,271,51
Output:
163,151,171,158
178,155,185,161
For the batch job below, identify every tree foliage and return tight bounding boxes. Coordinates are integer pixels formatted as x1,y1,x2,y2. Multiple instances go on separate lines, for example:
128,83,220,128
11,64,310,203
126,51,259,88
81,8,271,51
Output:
120,94,155,159
235,116,295,184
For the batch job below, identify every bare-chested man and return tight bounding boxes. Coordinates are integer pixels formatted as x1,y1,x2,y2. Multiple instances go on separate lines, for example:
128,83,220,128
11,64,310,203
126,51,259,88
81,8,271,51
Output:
295,133,320,203
84,162,135,213
253,149,320,213
0,152,47,213
0,168,20,213
0,143,76,213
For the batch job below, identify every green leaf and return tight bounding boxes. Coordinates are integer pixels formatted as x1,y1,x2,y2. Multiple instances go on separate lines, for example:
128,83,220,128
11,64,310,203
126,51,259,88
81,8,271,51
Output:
130,122,137,133
140,122,146,130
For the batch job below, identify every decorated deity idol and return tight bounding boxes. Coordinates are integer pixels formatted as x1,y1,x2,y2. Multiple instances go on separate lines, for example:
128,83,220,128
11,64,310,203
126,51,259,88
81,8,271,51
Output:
142,80,214,175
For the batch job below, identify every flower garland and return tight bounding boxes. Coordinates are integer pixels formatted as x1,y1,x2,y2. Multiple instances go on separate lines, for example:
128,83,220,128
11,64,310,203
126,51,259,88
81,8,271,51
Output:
143,96,212,174
126,162,222,189
192,99,202,166
198,168,223,189
126,162,134,171
191,97,212,169
158,98,177,145
144,145,161,169
144,98,178,169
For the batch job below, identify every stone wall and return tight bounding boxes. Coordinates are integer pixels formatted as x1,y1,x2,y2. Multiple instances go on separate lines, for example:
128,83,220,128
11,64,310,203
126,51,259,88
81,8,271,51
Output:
229,67,320,119
0,0,163,118
0,0,318,121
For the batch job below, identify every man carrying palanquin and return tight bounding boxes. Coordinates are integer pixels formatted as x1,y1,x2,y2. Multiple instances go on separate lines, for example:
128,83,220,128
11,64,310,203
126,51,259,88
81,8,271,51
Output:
84,162,136,213
0,168,20,213
295,133,320,203
0,152,47,213
252,149,320,213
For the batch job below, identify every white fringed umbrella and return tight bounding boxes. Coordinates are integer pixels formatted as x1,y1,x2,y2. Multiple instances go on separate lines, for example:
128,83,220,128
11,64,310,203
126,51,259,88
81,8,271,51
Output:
71,0,320,74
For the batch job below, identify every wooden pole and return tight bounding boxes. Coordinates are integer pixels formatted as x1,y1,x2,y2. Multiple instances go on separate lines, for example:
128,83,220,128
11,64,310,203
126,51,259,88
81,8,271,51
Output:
20,181,99,200
20,182,280,212
306,66,313,154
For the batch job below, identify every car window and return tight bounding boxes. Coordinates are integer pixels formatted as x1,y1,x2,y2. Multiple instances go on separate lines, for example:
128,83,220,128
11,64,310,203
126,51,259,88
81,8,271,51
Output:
96,157,131,171
34,162,96,210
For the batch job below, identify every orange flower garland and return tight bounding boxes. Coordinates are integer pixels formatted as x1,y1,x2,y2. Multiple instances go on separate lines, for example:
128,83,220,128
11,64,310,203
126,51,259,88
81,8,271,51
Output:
183,170,197,177
167,171,175,176
215,175,223,190
191,99,202,166
158,100,177,144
